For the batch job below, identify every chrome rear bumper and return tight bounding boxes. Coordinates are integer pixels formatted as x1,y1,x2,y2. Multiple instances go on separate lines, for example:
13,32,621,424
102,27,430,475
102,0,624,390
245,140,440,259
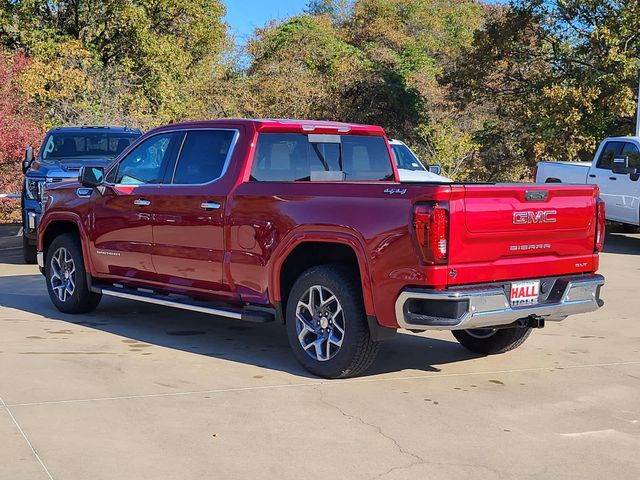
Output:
395,274,604,331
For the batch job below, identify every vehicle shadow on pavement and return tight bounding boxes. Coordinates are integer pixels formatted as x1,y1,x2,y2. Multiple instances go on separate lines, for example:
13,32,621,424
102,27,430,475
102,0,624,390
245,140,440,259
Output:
0,229,24,265
603,231,640,255
0,273,480,378
0,248,26,265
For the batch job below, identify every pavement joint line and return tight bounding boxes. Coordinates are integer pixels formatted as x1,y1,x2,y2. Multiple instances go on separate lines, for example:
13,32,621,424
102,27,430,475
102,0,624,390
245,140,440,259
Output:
0,395,55,480
0,246,23,251
5,360,640,409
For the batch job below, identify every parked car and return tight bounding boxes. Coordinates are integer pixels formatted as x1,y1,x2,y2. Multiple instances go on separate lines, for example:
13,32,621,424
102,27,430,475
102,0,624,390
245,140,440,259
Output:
536,136,640,231
389,139,452,182
21,126,142,263
37,119,605,378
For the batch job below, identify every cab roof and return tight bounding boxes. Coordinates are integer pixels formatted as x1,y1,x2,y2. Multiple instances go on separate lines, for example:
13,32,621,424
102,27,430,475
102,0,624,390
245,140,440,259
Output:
151,119,386,136
47,125,142,134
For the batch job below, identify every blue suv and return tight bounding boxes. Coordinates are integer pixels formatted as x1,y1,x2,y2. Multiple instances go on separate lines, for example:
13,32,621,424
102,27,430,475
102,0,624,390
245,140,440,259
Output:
21,126,142,263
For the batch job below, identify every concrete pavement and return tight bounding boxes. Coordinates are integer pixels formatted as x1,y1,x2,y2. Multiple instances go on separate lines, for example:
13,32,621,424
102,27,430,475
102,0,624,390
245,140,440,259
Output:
0,230,638,479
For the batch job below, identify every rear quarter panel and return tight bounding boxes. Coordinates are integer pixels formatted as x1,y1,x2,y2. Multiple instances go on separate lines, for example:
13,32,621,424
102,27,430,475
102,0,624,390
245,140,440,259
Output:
227,182,451,328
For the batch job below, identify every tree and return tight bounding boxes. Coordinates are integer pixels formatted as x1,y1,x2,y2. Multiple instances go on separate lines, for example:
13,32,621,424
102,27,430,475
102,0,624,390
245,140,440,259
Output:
446,0,640,171
0,48,42,222
0,0,231,126
243,1,484,178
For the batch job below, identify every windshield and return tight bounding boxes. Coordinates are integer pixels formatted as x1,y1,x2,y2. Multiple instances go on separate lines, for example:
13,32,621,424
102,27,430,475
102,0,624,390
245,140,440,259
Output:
391,143,426,171
41,132,140,160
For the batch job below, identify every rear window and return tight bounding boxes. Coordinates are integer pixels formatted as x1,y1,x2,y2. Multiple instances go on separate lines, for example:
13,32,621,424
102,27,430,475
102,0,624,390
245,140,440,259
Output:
250,133,394,182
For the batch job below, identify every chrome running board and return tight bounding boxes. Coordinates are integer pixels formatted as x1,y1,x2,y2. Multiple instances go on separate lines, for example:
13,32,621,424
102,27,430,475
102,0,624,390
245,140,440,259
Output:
93,285,273,323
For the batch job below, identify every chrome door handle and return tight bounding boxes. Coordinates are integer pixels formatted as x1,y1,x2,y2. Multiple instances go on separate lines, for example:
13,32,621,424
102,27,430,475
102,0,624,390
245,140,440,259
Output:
134,199,151,206
201,202,221,210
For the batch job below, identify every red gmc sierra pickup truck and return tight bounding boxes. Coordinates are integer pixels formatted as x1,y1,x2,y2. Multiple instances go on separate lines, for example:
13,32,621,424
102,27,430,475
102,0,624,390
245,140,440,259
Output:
36,119,605,378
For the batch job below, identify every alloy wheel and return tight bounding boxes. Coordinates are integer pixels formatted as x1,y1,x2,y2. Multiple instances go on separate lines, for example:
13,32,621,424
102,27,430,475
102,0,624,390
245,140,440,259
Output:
295,285,345,362
465,328,498,339
50,247,76,302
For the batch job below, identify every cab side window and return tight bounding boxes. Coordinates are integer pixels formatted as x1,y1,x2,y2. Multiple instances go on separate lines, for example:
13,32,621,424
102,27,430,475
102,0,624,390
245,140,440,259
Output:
596,141,624,170
114,133,180,185
622,142,640,170
171,130,236,184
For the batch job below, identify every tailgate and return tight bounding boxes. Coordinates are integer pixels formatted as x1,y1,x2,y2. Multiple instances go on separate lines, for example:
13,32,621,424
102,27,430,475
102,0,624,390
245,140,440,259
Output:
447,184,599,285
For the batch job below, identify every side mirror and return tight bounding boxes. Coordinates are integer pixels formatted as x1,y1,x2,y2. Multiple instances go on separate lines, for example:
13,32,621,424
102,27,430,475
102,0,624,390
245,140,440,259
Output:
428,164,442,175
612,156,636,175
79,166,104,188
22,146,33,174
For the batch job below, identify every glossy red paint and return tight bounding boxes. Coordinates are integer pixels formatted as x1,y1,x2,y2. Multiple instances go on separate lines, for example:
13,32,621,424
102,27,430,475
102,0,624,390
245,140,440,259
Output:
38,119,602,329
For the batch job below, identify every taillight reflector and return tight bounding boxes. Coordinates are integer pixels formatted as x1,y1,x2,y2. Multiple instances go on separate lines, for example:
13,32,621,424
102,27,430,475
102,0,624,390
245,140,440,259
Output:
414,202,449,264
595,198,605,252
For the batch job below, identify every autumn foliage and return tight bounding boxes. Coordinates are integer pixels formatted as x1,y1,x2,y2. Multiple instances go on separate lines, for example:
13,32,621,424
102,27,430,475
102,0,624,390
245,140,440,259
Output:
0,49,42,223
2,1,640,223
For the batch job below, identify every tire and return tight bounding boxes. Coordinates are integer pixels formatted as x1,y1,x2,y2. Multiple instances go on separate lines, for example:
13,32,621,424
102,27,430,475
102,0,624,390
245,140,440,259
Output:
452,327,532,355
285,265,379,378
44,233,101,314
22,235,37,264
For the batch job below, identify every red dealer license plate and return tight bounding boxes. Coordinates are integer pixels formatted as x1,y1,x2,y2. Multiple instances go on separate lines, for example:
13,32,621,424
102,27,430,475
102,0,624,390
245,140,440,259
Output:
510,280,540,307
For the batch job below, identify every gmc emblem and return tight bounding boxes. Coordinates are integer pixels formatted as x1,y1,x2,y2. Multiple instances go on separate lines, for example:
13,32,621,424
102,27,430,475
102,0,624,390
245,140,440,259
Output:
513,210,557,225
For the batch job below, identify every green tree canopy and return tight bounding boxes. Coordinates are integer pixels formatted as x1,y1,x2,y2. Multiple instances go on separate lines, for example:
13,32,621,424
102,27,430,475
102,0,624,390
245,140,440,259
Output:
0,0,230,126
447,0,640,167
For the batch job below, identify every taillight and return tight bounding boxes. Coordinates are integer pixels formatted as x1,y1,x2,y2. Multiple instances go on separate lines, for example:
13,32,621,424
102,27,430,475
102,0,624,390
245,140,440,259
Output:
413,202,449,264
595,198,605,252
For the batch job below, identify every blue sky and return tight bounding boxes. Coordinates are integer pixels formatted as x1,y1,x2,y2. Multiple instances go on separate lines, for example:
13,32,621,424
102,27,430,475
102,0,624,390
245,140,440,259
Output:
223,0,309,44
222,0,507,44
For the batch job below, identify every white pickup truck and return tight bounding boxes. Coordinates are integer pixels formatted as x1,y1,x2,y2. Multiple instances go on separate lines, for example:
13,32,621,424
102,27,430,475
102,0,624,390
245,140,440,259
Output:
389,139,452,182
536,136,640,230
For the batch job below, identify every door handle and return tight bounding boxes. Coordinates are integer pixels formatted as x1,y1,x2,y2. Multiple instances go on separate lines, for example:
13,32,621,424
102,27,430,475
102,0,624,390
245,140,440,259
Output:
201,202,221,210
134,199,151,206
609,177,617,181
588,174,596,178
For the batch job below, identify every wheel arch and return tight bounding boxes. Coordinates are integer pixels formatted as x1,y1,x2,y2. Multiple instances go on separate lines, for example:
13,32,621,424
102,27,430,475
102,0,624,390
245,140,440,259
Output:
271,232,375,321
39,213,93,274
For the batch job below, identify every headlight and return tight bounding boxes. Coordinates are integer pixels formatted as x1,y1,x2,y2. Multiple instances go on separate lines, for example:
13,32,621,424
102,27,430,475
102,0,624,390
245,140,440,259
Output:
25,178,44,201
41,183,51,212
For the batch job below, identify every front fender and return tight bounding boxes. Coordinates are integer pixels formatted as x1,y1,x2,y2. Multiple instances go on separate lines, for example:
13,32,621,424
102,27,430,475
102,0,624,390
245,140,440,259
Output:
38,211,95,275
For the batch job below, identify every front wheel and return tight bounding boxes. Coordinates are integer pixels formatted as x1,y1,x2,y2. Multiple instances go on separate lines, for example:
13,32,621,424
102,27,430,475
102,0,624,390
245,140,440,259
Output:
45,233,101,314
285,265,379,378
452,327,532,354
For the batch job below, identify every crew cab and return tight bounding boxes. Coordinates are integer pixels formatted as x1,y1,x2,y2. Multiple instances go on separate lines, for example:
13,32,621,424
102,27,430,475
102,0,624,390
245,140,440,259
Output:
536,137,640,231
21,126,142,263
37,119,605,378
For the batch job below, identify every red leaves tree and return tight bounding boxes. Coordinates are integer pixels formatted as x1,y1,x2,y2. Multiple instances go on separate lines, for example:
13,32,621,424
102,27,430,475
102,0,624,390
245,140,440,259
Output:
0,49,42,222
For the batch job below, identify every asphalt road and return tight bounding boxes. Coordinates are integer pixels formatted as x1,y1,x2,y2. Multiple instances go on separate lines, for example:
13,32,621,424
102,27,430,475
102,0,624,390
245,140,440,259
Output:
0,228,638,479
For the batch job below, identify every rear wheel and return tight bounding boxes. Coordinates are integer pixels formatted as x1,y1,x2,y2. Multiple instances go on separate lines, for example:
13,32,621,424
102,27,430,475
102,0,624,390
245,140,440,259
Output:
452,327,532,354
285,265,379,378
22,235,37,264
45,233,101,314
